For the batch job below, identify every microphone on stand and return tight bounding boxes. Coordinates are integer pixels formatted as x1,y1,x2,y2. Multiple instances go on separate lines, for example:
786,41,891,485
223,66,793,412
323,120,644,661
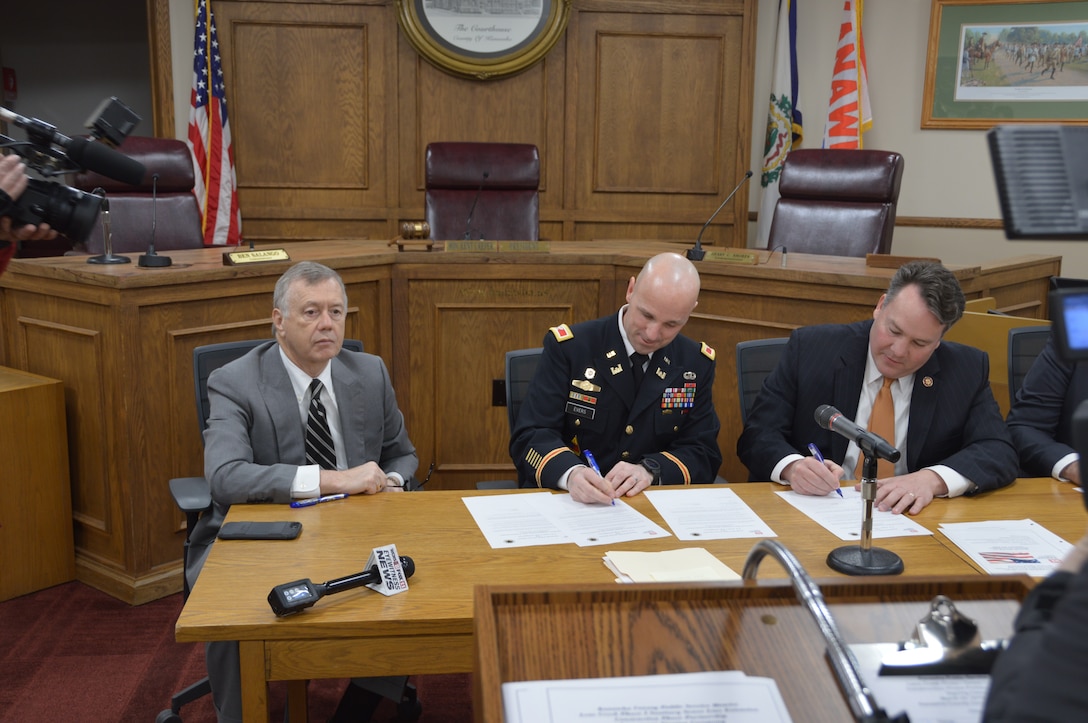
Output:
687,170,753,261
87,188,130,265
463,171,489,240
138,173,172,268
814,405,905,576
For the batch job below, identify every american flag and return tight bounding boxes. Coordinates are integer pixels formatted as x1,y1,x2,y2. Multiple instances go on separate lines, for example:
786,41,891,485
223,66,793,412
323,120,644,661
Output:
980,551,1041,564
187,0,242,246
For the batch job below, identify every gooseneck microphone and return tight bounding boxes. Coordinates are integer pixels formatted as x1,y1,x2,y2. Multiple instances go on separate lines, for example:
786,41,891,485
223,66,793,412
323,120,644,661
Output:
814,404,900,463
0,108,146,185
268,555,416,616
139,173,172,268
463,171,489,240
687,170,753,261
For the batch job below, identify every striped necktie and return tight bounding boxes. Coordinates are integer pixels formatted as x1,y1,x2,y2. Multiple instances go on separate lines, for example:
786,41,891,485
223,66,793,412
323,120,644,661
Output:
305,379,337,470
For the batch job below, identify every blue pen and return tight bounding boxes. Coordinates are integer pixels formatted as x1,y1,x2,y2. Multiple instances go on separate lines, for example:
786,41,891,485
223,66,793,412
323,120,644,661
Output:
290,493,349,508
583,450,615,506
807,443,844,498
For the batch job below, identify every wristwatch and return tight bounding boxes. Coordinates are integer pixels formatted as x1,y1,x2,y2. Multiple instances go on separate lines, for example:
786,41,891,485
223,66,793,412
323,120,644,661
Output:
640,457,662,486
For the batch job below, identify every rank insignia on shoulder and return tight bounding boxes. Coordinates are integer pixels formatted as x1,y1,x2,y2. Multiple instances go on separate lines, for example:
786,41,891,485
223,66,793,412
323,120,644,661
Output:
700,342,716,360
550,324,574,342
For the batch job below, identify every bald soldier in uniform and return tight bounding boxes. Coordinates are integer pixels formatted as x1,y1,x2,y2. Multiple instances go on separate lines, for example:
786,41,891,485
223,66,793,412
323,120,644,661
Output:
510,252,722,504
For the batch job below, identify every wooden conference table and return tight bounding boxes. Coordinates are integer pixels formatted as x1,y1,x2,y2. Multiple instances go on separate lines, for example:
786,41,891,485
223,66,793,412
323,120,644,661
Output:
175,479,1084,722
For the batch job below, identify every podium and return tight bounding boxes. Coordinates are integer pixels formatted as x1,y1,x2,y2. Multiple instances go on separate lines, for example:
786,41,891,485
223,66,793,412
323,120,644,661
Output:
473,576,1033,723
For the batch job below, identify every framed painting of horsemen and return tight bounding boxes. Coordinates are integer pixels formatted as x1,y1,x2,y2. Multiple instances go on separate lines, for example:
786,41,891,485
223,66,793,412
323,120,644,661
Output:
923,0,1088,129
395,0,572,79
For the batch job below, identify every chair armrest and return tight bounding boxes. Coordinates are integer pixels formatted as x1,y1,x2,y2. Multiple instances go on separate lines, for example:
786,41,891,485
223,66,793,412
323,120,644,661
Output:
169,476,212,514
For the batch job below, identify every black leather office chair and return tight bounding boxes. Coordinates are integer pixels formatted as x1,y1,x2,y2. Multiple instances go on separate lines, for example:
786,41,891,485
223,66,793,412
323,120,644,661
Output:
735,338,789,425
477,347,543,490
157,338,417,723
1008,326,1052,402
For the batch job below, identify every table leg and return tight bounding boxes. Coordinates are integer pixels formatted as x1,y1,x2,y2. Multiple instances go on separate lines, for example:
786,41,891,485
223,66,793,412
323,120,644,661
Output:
239,640,270,723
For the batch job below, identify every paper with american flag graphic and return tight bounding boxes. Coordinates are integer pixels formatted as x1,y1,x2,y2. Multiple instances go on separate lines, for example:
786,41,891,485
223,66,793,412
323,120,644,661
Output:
939,519,1071,577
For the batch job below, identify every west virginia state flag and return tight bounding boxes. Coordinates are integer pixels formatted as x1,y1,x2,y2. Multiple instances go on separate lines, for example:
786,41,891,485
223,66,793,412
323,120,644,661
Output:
822,0,870,149
757,0,804,248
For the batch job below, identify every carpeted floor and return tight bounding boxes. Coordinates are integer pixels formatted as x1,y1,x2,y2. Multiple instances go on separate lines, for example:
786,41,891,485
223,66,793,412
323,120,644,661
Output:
0,581,472,722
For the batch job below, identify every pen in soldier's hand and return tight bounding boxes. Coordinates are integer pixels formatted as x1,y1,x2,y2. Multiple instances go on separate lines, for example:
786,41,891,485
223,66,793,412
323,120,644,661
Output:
583,449,615,506
807,443,843,498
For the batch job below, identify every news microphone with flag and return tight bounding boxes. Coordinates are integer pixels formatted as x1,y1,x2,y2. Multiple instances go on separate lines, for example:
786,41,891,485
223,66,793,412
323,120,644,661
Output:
687,170,753,261
268,555,416,616
814,404,901,463
0,107,146,186
463,170,489,240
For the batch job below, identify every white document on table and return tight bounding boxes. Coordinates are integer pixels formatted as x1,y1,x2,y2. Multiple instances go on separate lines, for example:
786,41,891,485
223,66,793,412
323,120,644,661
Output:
938,518,1072,576
645,488,777,540
537,494,672,547
461,493,570,548
503,671,793,723
775,488,933,540
849,643,990,723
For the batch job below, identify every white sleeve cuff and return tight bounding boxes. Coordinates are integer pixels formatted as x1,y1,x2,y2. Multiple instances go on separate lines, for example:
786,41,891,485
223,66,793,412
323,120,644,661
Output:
291,464,322,498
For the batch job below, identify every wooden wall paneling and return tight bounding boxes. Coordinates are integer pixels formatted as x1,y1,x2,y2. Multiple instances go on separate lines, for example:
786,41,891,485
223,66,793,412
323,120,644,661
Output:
214,1,396,241
393,260,611,490
569,2,752,245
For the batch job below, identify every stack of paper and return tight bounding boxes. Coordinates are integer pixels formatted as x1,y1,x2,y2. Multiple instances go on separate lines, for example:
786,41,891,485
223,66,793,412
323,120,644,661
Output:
939,518,1072,576
503,671,793,723
775,488,933,540
603,547,740,583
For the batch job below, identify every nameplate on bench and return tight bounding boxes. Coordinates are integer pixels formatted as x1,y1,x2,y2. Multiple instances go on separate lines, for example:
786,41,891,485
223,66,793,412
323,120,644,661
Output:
703,249,759,265
222,248,291,265
444,240,551,253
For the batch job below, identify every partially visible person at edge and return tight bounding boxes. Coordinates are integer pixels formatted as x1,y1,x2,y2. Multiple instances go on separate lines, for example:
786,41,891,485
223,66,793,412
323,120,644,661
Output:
0,154,58,275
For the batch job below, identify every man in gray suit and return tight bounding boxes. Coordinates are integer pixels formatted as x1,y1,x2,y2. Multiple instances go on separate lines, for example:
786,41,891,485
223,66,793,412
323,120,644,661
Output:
188,261,417,723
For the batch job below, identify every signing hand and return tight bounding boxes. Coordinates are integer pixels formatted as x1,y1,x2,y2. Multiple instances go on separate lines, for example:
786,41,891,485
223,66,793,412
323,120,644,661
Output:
567,465,615,505
782,456,844,496
605,460,654,498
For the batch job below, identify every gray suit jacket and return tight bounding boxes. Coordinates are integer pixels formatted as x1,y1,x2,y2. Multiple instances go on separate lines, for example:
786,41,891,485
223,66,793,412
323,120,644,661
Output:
186,341,417,587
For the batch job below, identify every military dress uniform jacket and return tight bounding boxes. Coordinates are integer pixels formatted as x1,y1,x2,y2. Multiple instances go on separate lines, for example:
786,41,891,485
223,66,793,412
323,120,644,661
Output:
510,314,722,488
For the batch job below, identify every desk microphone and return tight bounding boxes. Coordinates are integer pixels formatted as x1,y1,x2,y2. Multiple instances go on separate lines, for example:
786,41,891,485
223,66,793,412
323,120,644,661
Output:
138,173,172,267
267,555,415,616
463,171,489,240
814,404,900,463
687,170,753,261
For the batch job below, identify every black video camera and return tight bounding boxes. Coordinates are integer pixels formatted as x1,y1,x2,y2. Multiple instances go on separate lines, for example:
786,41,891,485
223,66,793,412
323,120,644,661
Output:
1,97,144,243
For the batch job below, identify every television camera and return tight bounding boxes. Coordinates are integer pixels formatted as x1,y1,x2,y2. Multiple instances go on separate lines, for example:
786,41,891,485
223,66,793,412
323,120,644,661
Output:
0,97,145,243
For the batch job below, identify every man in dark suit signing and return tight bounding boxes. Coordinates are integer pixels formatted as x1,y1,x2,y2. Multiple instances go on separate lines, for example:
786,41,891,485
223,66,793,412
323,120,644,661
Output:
737,260,1016,514
188,261,418,723
511,252,722,504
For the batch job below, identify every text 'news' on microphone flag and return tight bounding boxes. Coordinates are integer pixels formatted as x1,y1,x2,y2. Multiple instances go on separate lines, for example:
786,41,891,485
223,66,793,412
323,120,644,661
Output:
822,0,871,150
187,0,242,246
757,0,804,249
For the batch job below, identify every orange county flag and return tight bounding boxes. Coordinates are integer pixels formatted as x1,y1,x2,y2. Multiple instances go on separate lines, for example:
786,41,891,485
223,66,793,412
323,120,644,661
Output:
822,0,871,149
187,0,242,245
757,0,804,248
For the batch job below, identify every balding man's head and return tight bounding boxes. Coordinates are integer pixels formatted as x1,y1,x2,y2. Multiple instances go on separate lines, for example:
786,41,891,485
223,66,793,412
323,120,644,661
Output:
622,253,701,354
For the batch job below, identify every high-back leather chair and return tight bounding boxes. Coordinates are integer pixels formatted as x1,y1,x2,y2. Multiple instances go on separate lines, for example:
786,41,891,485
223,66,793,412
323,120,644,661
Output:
71,136,204,254
424,142,540,241
767,148,905,257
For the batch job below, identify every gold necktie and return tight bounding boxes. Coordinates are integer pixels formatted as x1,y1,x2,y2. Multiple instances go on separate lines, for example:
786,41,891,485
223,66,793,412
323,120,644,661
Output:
857,376,895,480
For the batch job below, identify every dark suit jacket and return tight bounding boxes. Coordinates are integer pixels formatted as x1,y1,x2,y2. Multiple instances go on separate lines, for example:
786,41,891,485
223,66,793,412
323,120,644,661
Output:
510,314,722,488
736,320,1017,492
186,341,417,587
1006,333,1088,477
